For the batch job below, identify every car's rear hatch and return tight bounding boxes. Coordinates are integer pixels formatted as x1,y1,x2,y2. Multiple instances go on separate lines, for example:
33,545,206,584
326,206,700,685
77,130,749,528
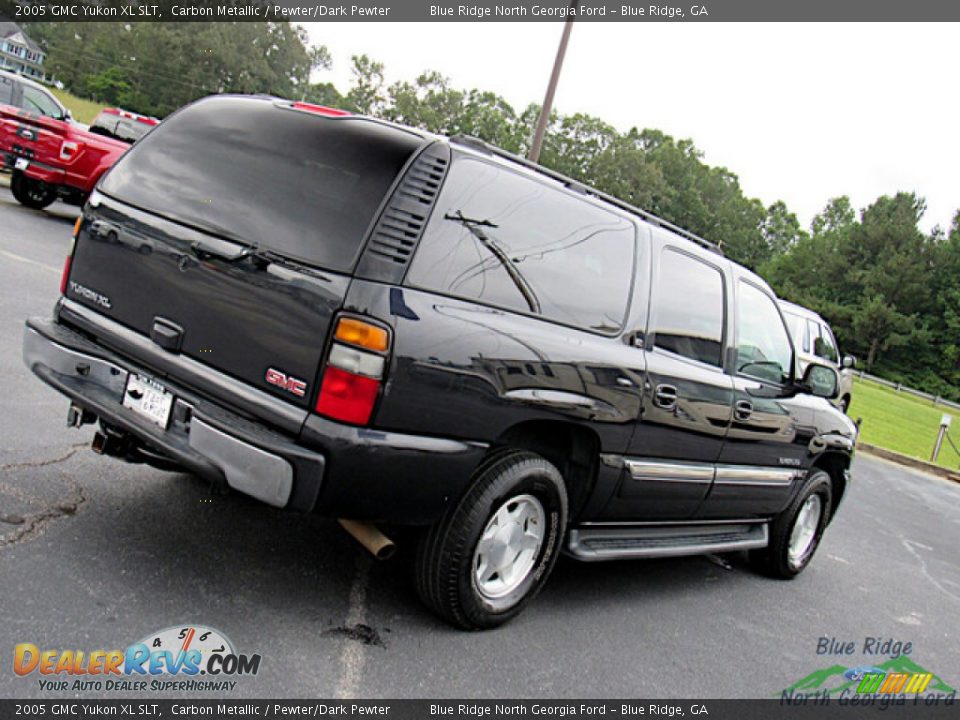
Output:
0,104,66,165
63,95,424,414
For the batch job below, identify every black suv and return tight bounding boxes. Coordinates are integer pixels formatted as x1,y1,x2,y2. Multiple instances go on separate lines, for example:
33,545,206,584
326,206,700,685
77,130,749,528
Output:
23,96,857,629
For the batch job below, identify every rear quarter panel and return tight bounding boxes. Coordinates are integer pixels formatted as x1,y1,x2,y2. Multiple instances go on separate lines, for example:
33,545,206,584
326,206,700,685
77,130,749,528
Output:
346,279,644,455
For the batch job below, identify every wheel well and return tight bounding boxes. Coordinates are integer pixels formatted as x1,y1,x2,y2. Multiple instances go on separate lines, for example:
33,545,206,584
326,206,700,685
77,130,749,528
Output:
813,452,849,520
494,421,600,520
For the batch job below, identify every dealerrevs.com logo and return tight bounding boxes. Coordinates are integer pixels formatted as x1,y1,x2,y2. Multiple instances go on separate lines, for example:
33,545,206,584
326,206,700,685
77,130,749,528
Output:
14,624,261,693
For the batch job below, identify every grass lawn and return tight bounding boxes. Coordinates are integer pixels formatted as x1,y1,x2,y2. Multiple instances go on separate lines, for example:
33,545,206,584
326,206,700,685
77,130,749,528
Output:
852,377,960,470
48,88,104,125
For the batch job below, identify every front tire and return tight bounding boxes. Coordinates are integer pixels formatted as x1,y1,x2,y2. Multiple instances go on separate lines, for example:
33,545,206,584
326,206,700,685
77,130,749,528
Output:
11,171,57,209
415,449,568,630
749,469,832,579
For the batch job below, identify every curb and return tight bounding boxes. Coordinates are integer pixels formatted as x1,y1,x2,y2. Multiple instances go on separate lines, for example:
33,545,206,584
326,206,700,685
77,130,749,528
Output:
857,441,960,484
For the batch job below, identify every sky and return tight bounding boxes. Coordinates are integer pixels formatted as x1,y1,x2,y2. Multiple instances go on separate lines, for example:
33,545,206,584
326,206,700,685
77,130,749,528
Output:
303,22,957,235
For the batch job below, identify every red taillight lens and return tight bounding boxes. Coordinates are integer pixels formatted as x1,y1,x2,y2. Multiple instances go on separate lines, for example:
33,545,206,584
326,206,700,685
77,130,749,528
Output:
315,366,380,425
60,254,71,295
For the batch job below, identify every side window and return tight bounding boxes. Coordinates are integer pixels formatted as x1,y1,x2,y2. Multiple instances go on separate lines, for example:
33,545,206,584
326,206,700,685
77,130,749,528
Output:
806,319,820,351
407,158,636,333
21,85,63,118
653,250,725,367
736,282,793,384
784,312,808,353
0,76,13,105
815,323,839,363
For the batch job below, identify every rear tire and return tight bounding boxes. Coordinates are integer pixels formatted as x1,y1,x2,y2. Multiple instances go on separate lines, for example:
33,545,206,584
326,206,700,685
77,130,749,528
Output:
839,395,851,414
415,449,567,630
11,171,57,209
749,469,832,579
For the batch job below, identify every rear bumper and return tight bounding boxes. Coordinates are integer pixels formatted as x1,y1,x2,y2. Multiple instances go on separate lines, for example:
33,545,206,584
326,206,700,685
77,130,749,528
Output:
23,317,324,511
2,152,67,185
23,314,489,523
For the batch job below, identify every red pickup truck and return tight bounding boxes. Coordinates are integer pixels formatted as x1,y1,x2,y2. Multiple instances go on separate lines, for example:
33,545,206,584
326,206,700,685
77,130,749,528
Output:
1,104,133,210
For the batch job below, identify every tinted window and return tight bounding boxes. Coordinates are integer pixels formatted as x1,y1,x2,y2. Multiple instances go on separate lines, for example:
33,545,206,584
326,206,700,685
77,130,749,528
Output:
0,76,13,105
407,158,635,333
736,282,793,384
21,85,62,118
90,113,151,143
99,96,421,273
815,322,839,363
653,250,725,366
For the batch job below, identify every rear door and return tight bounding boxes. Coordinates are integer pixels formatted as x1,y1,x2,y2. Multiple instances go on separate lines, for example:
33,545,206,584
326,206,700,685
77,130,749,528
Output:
65,96,424,410
609,242,735,520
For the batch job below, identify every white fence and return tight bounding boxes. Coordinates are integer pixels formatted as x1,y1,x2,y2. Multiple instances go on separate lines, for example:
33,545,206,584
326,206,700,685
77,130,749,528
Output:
855,370,960,413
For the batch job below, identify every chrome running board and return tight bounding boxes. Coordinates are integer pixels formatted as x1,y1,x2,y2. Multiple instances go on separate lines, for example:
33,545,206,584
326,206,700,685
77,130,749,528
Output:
566,522,769,561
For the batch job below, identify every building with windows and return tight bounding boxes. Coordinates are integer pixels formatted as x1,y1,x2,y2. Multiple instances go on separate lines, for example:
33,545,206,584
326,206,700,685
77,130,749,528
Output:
0,22,46,82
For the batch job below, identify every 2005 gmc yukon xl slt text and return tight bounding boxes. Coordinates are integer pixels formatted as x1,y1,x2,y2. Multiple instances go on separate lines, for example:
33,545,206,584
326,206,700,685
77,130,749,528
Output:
23,96,858,629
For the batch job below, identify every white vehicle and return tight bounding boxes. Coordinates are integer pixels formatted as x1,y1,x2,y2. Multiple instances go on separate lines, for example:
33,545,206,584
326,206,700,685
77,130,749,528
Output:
779,300,856,414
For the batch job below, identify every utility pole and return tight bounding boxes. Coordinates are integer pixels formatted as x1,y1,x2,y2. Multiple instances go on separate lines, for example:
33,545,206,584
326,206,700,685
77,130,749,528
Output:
528,1,576,164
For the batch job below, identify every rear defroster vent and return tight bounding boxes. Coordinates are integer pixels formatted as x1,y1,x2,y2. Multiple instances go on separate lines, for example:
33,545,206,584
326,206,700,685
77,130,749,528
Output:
356,142,451,282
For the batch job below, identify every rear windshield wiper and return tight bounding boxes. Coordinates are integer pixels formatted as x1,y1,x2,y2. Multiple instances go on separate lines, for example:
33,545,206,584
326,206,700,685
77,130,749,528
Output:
444,210,541,314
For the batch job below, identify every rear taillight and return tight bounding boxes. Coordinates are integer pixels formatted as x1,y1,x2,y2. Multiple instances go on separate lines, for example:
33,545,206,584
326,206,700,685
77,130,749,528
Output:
61,216,81,295
315,316,390,426
59,255,71,295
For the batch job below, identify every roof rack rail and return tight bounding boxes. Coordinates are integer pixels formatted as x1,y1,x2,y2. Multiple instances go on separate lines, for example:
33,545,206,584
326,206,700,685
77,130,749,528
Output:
449,134,724,256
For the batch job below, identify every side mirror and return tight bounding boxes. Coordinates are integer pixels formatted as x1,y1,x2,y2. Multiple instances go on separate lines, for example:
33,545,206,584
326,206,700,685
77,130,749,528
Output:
842,354,856,369
802,363,839,399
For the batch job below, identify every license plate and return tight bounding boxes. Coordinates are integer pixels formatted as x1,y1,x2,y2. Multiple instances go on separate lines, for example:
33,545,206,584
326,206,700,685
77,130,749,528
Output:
123,374,174,428
14,157,29,171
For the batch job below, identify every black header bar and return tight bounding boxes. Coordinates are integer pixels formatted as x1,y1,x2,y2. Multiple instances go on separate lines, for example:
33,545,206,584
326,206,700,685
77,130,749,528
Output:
2,0,959,22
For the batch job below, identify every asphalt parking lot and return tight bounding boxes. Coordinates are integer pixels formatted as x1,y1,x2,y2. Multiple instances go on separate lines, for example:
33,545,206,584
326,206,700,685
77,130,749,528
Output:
1,189,959,700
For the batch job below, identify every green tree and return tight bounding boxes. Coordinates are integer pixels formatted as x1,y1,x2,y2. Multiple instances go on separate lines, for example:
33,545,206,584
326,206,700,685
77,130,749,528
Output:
25,21,326,117
343,54,386,115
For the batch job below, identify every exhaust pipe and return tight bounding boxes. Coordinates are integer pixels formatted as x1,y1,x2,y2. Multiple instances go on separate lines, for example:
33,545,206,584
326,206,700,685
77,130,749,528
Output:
338,519,396,560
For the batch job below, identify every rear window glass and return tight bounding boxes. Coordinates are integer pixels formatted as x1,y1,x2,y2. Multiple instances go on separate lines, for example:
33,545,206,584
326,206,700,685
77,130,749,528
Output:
99,96,421,272
90,113,152,143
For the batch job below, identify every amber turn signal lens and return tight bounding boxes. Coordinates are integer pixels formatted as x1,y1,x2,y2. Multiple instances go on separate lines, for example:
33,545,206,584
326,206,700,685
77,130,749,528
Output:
334,317,389,352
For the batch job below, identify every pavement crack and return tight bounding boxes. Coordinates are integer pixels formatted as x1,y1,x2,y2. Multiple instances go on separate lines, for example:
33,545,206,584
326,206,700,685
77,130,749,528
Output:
0,462,87,551
0,483,86,549
900,537,960,605
0,443,86,473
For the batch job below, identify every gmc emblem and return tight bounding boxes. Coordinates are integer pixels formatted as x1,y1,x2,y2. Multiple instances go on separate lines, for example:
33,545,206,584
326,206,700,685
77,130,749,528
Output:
265,368,307,397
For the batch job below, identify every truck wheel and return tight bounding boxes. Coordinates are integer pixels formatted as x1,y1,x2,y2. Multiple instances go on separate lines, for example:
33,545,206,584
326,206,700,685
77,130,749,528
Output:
11,171,57,209
839,395,851,414
415,449,568,630
749,469,832,579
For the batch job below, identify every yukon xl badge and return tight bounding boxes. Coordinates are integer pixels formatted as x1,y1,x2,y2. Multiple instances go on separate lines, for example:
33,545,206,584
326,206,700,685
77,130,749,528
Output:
265,368,307,397
68,281,112,309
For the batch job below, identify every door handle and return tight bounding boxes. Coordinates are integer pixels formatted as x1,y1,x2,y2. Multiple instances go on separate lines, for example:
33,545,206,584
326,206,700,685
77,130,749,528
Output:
653,384,678,410
735,400,753,421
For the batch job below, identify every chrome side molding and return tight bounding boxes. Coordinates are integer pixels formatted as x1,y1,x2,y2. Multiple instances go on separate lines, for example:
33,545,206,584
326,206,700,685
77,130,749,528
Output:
606,455,804,488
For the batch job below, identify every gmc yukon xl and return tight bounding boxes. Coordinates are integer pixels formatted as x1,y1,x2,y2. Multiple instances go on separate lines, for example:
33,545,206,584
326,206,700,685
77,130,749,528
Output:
23,95,857,629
